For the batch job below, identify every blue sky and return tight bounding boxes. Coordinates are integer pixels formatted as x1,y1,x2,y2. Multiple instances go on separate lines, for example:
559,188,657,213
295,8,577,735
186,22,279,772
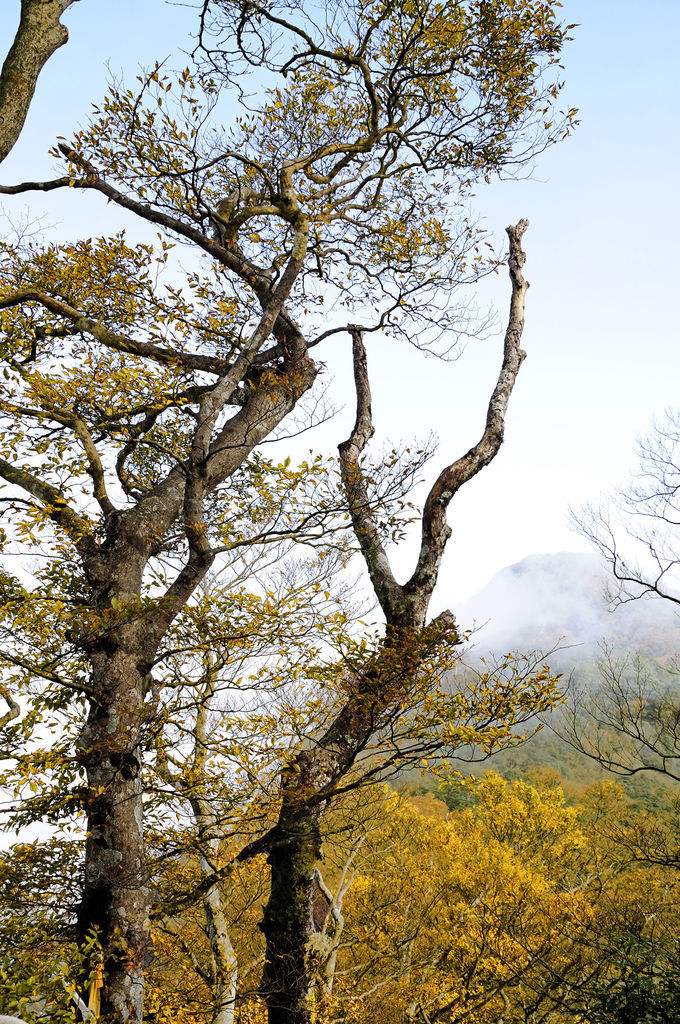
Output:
1,0,678,607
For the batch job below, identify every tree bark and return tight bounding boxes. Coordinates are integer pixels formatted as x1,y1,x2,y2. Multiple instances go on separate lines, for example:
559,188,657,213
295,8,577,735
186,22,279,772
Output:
0,0,78,164
75,535,156,1024
260,757,325,1024
201,846,239,1024
77,648,150,1024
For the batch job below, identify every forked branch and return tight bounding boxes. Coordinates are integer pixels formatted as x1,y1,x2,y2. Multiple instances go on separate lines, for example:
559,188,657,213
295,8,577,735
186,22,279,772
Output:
338,326,402,616
406,219,529,603
340,221,530,628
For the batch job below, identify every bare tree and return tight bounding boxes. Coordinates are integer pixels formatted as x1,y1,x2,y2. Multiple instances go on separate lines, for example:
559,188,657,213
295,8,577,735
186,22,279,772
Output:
561,648,680,786
571,413,680,786
565,414,680,865
577,411,680,609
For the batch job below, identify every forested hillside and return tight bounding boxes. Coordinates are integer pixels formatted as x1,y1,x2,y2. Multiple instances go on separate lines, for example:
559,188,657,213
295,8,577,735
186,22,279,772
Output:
433,552,680,806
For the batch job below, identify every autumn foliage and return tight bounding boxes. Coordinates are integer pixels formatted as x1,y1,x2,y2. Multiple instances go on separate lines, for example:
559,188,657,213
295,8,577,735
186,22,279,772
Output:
0,2,586,1022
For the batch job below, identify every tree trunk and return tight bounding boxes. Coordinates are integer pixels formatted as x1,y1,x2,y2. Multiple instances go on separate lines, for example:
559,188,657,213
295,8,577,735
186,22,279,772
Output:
261,761,325,1024
308,869,344,1014
201,845,238,1024
189,657,239,1024
77,633,153,1024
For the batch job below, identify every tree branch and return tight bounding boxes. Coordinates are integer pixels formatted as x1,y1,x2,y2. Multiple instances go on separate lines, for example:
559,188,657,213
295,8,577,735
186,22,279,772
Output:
337,223,529,627
404,219,529,606
0,683,20,729
1,146,310,361
33,404,116,519
0,455,95,549
0,289,232,376
0,0,78,164
338,327,402,617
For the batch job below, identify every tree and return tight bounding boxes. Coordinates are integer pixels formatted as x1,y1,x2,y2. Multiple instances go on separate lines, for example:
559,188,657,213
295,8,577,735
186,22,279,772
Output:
332,773,594,1024
123,774,609,1024
578,410,680,611
149,554,360,1024
0,2,574,1020
0,838,88,1024
584,932,680,1024
562,650,680,787
571,789,680,1024
0,1,81,165
566,413,680,860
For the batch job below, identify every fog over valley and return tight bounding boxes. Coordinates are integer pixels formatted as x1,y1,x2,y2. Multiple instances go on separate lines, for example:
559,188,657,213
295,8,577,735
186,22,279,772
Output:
458,551,680,664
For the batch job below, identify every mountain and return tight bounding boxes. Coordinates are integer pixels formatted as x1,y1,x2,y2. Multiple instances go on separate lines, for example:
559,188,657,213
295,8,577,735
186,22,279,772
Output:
457,551,680,662
423,552,680,806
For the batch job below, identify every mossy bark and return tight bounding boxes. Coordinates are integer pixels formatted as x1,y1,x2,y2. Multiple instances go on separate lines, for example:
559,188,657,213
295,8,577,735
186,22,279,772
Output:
77,630,153,1024
261,762,324,1024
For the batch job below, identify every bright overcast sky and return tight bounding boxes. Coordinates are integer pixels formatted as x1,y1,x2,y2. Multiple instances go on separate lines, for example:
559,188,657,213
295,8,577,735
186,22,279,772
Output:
1,0,678,610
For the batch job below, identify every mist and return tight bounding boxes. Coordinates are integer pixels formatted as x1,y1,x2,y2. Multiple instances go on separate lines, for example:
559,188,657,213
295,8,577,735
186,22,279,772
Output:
456,552,680,665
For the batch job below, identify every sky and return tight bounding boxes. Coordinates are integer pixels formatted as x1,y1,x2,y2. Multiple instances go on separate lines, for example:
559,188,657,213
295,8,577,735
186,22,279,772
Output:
0,0,678,613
